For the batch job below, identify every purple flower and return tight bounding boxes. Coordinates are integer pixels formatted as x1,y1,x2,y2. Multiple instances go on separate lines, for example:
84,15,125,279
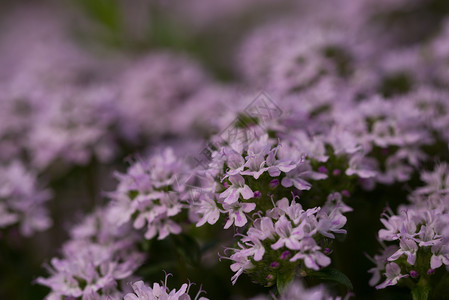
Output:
194,194,221,227
117,52,209,139
316,210,348,239
281,162,326,191
289,238,331,270
265,150,297,177
223,202,256,229
414,163,449,197
241,235,267,262
376,262,409,289
0,161,52,236
240,135,272,179
37,208,145,299
246,217,275,240
318,166,328,174
271,215,304,250
280,251,291,260
229,250,254,285
367,246,399,287
388,238,418,265
109,148,191,240
277,280,336,300
223,147,246,176
124,277,208,300
430,244,449,269
220,174,254,204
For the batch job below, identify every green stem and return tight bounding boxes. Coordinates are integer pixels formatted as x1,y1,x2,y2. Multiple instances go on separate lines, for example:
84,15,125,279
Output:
411,277,431,300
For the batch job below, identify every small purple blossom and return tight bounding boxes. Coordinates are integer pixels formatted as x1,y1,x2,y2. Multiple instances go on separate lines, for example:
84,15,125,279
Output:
410,270,419,278
376,262,409,289
220,174,254,204
269,179,279,189
332,169,341,176
281,251,291,260
318,166,328,174
223,202,256,229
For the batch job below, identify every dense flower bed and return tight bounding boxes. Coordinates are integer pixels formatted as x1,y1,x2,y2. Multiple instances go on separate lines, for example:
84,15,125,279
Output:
1,0,449,299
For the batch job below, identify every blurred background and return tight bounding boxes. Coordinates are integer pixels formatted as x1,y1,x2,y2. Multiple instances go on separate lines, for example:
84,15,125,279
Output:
1,0,449,299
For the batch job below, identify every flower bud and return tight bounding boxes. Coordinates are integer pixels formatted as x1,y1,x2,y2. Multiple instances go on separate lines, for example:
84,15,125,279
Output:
410,270,418,278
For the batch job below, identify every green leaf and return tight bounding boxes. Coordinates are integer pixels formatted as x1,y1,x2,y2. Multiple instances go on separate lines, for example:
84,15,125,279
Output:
171,234,201,266
309,267,353,290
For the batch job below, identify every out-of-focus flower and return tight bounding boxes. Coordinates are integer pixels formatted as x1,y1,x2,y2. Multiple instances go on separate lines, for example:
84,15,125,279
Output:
109,148,191,240
37,207,145,299
0,161,52,236
371,164,449,290
117,52,209,140
27,86,120,170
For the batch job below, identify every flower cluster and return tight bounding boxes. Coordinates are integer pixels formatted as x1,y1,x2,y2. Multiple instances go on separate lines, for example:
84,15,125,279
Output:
238,22,357,96
252,279,344,300
275,280,343,300
0,161,51,236
37,207,145,300
109,148,190,240
117,52,210,140
370,164,449,292
191,133,331,229
185,98,365,287
226,194,351,286
27,86,120,170
3,0,449,299
124,275,208,300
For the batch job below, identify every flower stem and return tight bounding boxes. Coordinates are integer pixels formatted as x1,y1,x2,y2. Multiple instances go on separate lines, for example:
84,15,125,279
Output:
411,277,431,300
